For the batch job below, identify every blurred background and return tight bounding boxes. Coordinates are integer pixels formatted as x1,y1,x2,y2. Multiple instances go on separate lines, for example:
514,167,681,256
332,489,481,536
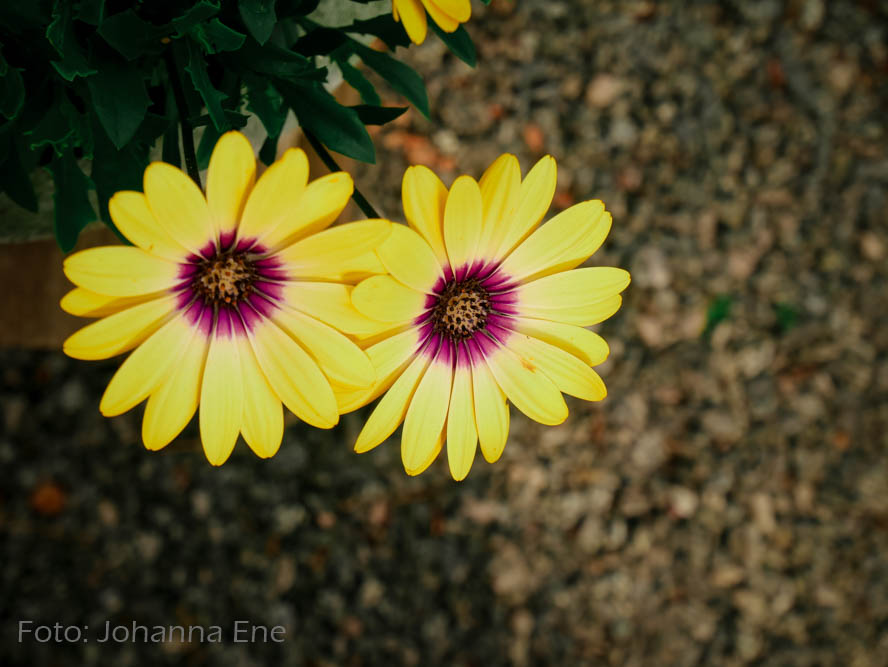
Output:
3,0,888,664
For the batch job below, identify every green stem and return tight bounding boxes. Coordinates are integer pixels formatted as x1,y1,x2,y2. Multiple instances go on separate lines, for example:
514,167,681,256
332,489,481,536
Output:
303,131,381,219
164,47,201,188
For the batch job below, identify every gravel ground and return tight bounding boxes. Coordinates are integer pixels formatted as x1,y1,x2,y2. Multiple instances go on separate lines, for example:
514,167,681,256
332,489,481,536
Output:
3,1,888,665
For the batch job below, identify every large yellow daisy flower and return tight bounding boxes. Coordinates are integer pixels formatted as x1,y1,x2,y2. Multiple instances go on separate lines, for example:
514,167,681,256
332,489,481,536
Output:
61,131,390,465
393,0,471,45
344,154,630,480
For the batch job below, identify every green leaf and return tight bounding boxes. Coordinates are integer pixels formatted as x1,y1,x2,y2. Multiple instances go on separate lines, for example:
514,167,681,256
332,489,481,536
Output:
430,23,476,67
294,27,348,57
352,42,429,118
27,102,76,154
77,0,105,25
87,60,150,149
192,18,246,54
276,0,320,18
703,295,733,338
345,15,410,51
234,41,323,82
98,10,168,60
238,0,276,45
0,132,38,212
259,133,278,165
337,58,380,106
49,151,97,252
278,80,375,163
351,104,407,125
90,115,147,237
162,120,181,168
172,0,221,36
46,1,97,81
183,39,229,132
246,76,287,138
196,124,222,170
774,302,799,334
0,51,25,120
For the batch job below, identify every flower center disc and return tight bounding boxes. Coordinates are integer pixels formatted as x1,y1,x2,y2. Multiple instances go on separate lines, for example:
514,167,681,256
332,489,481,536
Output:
195,253,256,306
432,278,491,340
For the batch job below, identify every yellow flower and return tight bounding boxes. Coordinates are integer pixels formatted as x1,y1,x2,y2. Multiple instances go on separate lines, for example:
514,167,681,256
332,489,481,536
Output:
61,131,390,465
393,0,471,45
344,154,630,480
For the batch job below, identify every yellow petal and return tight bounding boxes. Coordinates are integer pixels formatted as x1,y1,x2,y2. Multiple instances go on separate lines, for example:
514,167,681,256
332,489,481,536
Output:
100,316,194,417
394,0,427,43
517,267,630,325
478,154,521,258
402,357,452,475
484,344,567,426
143,161,213,255
471,360,510,463
237,147,309,245
446,363,477,480
511,317,609,366
403,165,448,264
509,334,607,401
108,191,188,260
63,296,175,360
199,332,243,465
422,0,459,31
279,219,391,278
324,250,388,283
284,282,388,336
248,319,338,428
425,0,470,22
376,224,443,294
443,175,482,275
266,172,354,251
500,200,611,282
273,307,375,388
64,246,180,296
494,155,556,260
238,335,283,458
207,131,256,238
335,327,421,413
60,288,156,318
142,330,207,450
352,274,426,324
354,354,429,453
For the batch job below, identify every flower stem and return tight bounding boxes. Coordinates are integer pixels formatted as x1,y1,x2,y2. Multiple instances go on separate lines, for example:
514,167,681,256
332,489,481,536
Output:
303,131,381,219
164,47,201,189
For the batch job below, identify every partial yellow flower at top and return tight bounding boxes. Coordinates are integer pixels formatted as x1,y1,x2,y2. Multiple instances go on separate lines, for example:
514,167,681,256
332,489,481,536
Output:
393,0,471,45
61,131,390,465
342,154,630,480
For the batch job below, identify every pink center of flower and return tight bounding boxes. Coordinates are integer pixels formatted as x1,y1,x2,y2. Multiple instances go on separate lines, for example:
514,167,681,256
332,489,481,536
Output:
173,239,286,337
431,278,491,341
194,253,257,306
416,263,520,364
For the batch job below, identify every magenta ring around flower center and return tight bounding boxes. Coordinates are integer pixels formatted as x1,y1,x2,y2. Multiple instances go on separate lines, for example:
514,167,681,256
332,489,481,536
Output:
171,236,286,338
414,261,520,367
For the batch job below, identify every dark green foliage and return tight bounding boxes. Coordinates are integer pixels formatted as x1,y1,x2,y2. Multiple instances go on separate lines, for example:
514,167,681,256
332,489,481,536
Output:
703,295,733,338
431,23,476,67
0,0,478,250
774,302,799,334
86,57,150,148
239,0,277,45
48,151,97,252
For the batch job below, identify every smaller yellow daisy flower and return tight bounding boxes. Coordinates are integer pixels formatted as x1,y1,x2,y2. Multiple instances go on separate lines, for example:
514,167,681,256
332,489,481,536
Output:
61,131,389,465
344,154,630,480
393,0,471,45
